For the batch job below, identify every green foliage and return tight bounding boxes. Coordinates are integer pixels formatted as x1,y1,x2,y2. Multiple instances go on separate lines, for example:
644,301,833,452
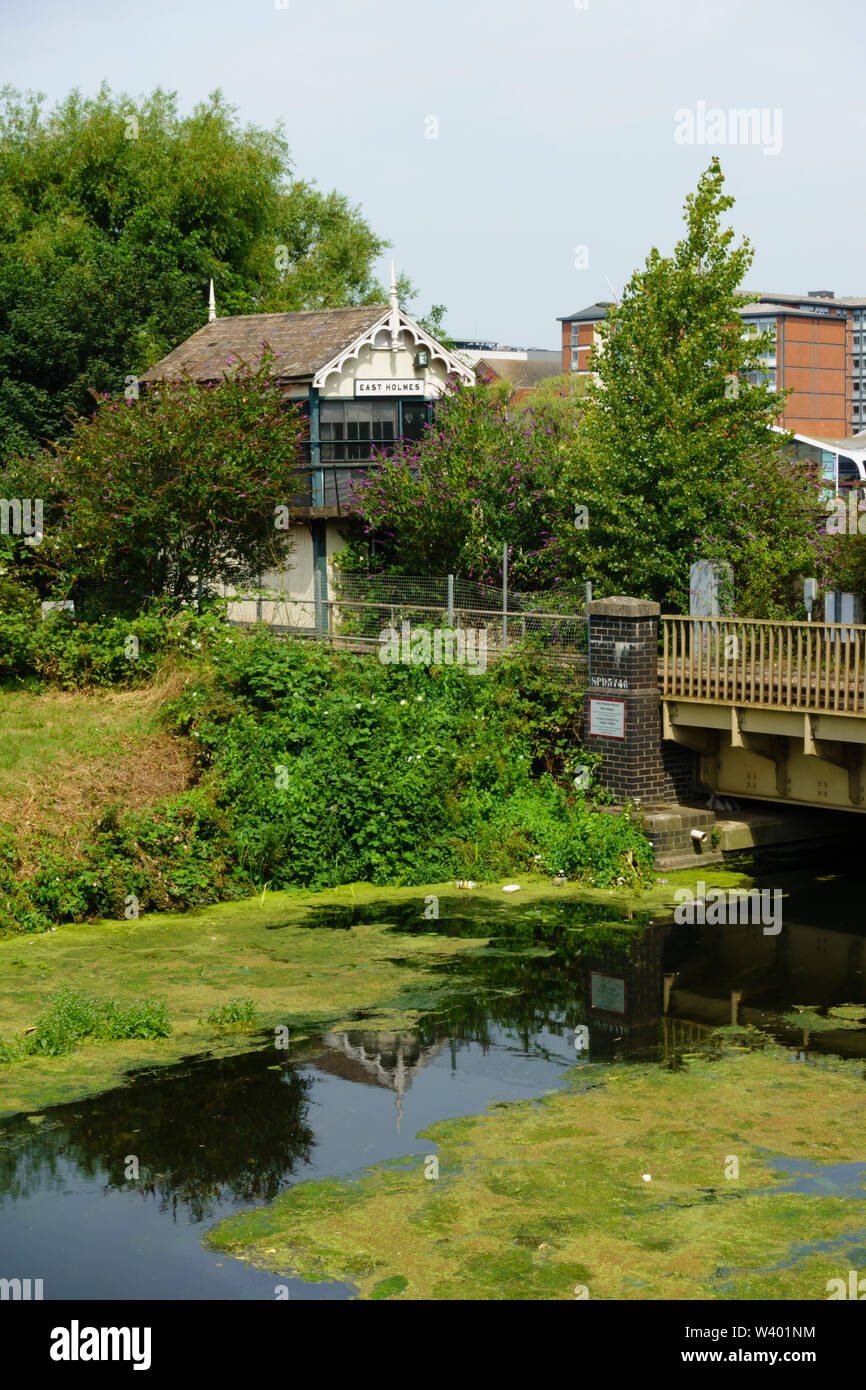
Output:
341,379,577,587
0,84,393,455
0,780,242,932
369,1274,409,1300
162,625,648,893
816,525,866,604
205,997,259,1028
698,443,822,619
1,357,307,613
485,783,652,885
0,985,170,1061
0,602,223,689
1,619,652,928
414,304,455,350
555,160,818,615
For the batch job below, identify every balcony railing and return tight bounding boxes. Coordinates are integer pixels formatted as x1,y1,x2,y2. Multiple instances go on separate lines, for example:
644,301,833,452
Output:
287,442,384,511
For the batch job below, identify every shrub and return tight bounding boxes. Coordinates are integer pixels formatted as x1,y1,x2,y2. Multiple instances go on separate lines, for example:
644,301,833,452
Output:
0,601,229,690
0,986,172,1061
205,998,259,1028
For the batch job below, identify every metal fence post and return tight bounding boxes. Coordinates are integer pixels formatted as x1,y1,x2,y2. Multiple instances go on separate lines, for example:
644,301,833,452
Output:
447,574,454,628
502,543,508,649
585,581,592,687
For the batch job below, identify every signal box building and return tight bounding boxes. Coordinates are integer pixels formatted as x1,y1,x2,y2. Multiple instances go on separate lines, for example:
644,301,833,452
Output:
141,275,473,624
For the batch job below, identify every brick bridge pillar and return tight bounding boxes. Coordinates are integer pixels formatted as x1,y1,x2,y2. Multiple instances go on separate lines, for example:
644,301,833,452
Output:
582,596,695,804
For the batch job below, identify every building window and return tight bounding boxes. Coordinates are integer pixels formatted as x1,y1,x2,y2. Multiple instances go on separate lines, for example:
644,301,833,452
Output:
746,369,776,390
318,399,432,462
320,400,397,462
744,317,776,366
399,400,431,442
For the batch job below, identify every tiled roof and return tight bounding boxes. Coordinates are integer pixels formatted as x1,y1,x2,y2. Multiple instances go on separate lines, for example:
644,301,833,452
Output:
140,304,390,383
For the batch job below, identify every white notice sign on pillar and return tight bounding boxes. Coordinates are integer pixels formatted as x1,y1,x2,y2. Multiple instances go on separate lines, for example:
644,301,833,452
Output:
590,972,626,1014
588,697,625,739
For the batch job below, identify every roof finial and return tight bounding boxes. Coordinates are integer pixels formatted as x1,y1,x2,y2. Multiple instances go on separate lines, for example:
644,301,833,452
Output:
389,260,401,350
208,279,216,323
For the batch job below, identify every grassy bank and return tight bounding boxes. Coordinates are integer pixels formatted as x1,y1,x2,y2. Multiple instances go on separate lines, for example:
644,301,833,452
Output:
0,681,191,874
207,1043,866,1300
0,614,656,932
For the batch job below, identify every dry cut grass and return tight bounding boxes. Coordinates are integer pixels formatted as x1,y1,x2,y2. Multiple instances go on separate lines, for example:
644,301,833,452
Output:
0,673,193,869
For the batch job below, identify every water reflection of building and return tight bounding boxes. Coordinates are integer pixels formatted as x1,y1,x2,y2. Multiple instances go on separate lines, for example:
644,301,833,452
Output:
315,1030,446,1129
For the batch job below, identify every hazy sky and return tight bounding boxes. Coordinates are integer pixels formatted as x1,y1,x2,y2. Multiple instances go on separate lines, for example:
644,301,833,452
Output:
3,0,862,348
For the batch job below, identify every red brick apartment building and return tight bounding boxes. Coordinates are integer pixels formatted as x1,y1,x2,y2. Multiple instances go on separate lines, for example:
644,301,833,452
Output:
559,292,866,438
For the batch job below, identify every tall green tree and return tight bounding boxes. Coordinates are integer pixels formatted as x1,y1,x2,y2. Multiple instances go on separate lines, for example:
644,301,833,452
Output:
0,84,394,455
561,158,799,611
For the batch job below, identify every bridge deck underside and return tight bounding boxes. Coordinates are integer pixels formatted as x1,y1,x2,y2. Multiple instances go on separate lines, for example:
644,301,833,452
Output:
662,690,866,813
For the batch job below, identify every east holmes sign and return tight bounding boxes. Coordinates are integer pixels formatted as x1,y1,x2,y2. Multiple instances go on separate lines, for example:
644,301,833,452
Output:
355,379,426,396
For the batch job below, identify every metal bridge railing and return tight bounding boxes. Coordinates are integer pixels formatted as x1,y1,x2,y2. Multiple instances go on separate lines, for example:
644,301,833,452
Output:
661,614,866,715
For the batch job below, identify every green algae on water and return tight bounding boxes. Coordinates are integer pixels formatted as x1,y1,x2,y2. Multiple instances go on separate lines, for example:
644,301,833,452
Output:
206,1044,866,1301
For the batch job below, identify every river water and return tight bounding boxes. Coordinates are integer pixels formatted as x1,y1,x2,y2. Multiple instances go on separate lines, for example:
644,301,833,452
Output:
1,861,865,1299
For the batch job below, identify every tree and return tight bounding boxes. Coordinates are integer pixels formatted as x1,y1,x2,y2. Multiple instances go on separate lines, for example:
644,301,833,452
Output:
0,84,394,455
1,353,308,614
559,159,797,612
414,304,456,351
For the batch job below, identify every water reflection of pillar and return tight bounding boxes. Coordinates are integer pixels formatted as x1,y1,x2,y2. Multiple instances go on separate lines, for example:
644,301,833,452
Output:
583,922,668,1056
772,912,792,988
844,937,865,1003
661,1014,717,1059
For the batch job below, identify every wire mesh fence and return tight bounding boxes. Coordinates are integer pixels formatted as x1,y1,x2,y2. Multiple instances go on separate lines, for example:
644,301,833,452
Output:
226,572,589,676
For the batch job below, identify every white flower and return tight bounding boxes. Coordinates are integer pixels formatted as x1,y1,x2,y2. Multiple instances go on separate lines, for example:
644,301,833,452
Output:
400,699,407,706
416,695,423,701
